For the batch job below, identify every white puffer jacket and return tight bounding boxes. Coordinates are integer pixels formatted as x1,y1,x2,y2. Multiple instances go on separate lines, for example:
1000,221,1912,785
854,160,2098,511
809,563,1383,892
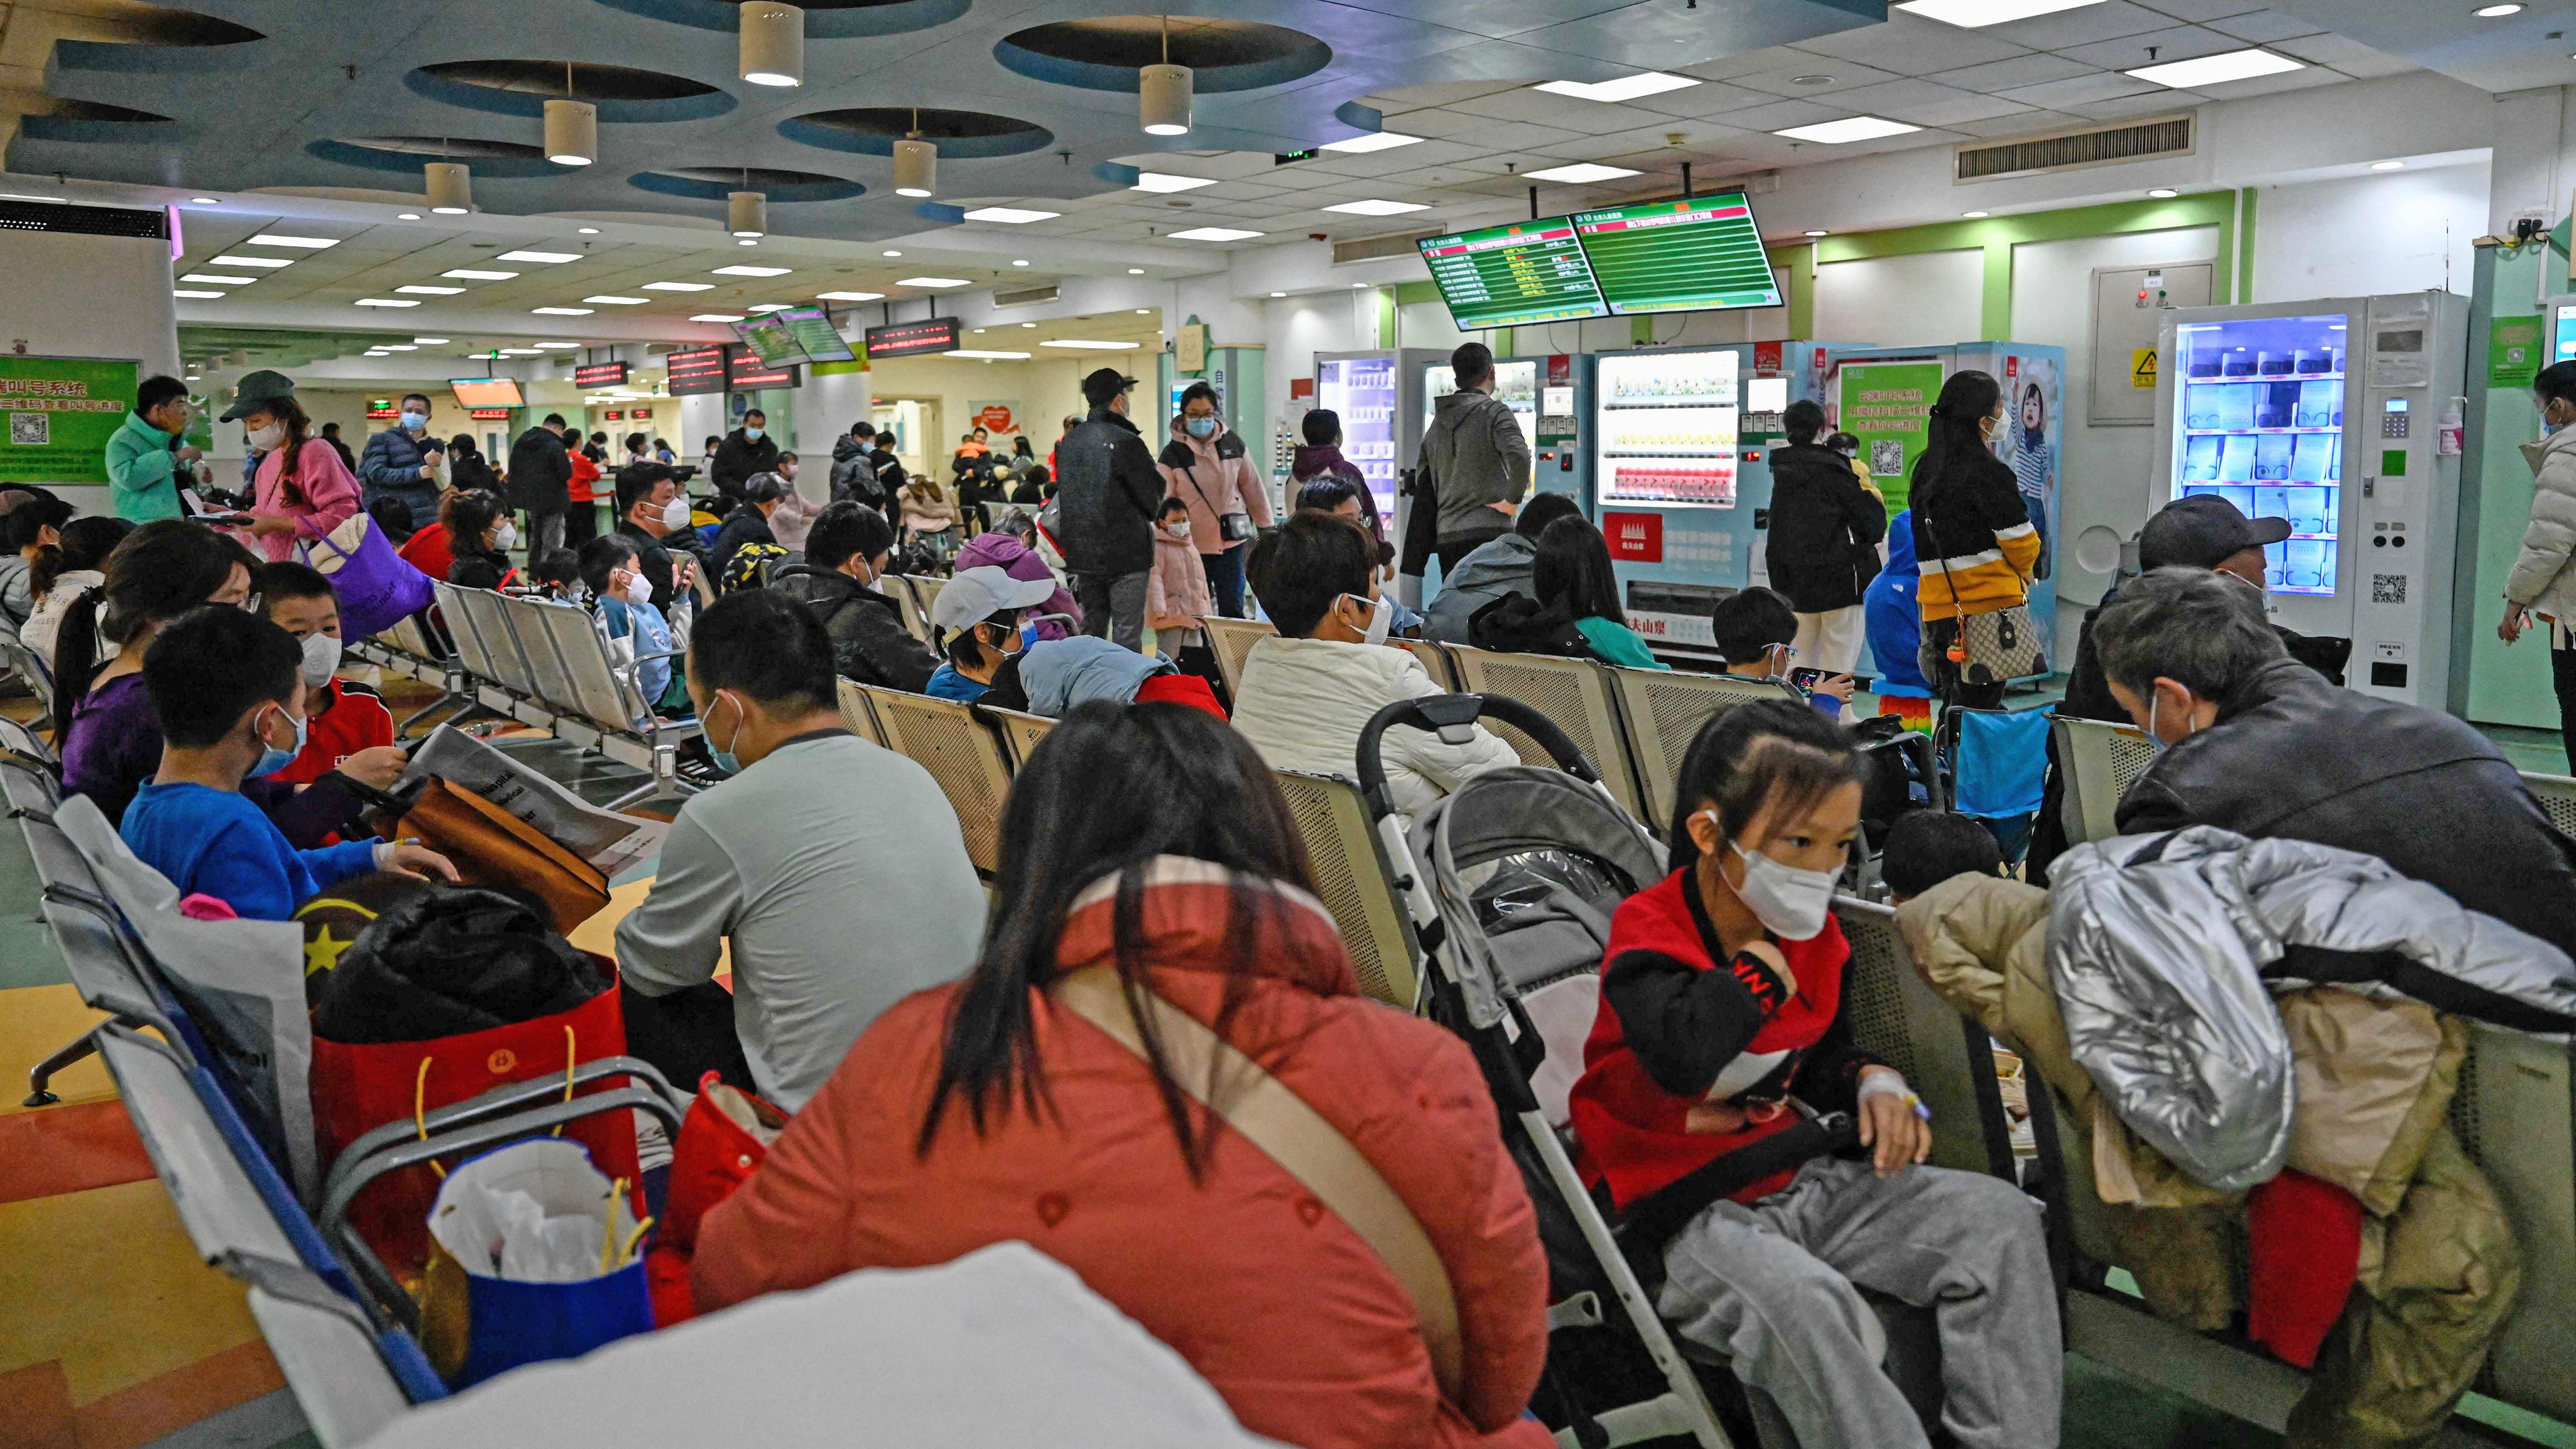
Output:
2507,427,2576,627
1229,635,1520,819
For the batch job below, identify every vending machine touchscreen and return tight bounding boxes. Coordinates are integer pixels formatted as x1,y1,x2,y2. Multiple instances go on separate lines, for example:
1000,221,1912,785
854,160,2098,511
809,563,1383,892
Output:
2170,312,2348,598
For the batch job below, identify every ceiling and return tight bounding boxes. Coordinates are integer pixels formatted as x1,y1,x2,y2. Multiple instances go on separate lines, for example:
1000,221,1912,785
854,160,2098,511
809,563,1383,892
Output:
0,0,2507,367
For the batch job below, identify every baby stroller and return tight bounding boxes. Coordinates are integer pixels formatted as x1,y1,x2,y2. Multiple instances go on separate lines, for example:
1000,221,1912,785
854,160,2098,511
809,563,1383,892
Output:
1354,695,1745,1447
1354,696,1941,1449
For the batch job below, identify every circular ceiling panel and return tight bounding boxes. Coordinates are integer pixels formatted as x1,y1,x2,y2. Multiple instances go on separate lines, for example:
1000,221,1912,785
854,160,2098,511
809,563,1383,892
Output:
781,106,1053,159
408,59,735,123
585,0,968,39
993,16,1330,93
307,136,564,179
112,5,263,46
47,100,173,123
630,166,865,203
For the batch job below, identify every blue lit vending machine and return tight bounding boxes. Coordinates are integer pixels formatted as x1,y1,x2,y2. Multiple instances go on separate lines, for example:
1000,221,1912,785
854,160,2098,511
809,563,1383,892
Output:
1588,341,1835,664
2151,293,2468,705
1819,341,2066,674
1316,349,1446,566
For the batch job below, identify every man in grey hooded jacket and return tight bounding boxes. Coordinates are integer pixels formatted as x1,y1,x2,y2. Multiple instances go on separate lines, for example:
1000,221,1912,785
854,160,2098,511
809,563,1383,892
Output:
1420,491,1583,644
1418,341,1532,576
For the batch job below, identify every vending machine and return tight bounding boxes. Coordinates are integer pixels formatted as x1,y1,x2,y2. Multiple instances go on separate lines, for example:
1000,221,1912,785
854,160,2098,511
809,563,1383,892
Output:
2150,292,2469,705
1316,349,1445,539
1818,341,2067,670
1419,353,1589,508
1586,341,1837,661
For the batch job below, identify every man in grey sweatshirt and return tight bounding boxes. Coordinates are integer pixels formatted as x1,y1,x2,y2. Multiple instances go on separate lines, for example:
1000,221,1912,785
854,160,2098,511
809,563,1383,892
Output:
1418,341,1533,575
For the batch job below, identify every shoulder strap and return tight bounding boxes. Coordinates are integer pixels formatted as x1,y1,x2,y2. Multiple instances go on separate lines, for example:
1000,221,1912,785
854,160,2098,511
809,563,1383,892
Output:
1053,964,1465,1404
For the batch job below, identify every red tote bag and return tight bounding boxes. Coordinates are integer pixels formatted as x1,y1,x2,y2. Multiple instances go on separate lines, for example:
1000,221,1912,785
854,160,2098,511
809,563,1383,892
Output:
311,976,641,1278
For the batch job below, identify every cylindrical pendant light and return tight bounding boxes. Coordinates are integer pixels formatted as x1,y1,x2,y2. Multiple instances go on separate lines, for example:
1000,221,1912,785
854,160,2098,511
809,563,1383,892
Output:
894,109,936,197
425,162,473,214
1140,18,1190,136
729,189,767,238
544,100,597,166
739,1,804,87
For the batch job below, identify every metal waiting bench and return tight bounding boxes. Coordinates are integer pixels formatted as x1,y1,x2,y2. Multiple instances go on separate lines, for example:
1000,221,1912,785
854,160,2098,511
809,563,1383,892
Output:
1605,668,1806,836
1200,616,1274,702
861,685,1016,877
1444,644,1650,823
1267,768,1421,1012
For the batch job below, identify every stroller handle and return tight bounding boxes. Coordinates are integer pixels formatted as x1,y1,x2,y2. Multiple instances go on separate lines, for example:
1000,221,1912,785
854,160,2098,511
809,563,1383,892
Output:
1354,694,1601,821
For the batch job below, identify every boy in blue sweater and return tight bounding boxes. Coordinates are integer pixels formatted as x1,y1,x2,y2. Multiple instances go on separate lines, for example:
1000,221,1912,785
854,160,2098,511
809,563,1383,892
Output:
121,607,455,920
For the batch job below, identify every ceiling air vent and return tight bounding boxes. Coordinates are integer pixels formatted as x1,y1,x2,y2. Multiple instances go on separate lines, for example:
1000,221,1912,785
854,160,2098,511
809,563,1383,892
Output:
1955,114,2193,183
994,283,1060,307
1333,229,1438,265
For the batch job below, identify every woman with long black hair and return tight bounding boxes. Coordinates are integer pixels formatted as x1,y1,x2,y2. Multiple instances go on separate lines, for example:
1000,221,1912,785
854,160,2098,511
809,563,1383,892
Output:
1908,370,2041,709
1569,699,2057,1449
694,701,1553,1449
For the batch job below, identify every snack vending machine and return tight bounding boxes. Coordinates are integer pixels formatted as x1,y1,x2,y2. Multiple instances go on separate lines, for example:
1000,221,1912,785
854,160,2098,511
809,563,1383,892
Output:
1315,349,1446,558
2151,292,2469,705
1420,352,1589,509
1587,341,1836,661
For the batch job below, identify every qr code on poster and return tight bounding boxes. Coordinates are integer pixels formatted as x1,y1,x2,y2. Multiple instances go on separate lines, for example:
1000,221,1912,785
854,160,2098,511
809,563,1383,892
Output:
1870,440,1905,476
8,414,46,447
2372,573,2407,605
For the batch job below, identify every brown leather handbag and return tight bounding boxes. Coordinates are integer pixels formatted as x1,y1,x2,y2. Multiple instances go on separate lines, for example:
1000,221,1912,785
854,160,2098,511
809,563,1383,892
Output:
376,777,612,934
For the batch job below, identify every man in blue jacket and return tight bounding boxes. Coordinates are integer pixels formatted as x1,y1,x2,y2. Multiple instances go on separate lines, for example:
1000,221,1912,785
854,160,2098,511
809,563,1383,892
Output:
357,392,444,532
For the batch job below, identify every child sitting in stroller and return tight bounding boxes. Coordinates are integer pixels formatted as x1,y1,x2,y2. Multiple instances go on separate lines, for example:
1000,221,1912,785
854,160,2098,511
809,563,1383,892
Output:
1567,699,2058,1449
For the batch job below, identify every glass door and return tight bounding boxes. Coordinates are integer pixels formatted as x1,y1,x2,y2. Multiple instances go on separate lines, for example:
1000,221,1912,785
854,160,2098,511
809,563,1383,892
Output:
2171,313,2347,597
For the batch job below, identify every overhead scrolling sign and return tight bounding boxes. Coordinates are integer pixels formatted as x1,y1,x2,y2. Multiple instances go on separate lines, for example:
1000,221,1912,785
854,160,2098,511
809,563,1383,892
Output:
0,356,138,487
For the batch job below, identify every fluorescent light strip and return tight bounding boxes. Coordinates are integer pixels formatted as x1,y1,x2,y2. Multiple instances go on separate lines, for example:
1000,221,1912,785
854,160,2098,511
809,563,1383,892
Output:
497,250,581,263
443,269,518,280
897,276,972,288
1534,73,1699,103
1521,162,1640,183
354,298,420,307
1168,226,1263,242
396,285,465,295
245,233,338,249
1895,0,2109,25
813,290,882,301
210,254,292,268
2126,48,2303,88
690,313,747,322
531,306,593,315
182,273,256,285
1319,132,1421,154
746,304,792,312
946,350,1031,359
1324,199,1430,215
712,265,790,277
640,281,712,291
1131,173,1217,193
173,289,225,299
415,337,448,344
583,295,648,305
1773,115,1922,143
961,206,1061,224
1040,340,1142,350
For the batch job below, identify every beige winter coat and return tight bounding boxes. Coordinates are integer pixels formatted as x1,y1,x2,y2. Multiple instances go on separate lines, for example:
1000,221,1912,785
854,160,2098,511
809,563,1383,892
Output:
2508,427,2576,626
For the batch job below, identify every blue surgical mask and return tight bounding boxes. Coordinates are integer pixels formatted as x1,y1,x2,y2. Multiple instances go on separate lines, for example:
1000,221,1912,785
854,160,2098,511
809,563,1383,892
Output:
707,692,745,776
1185,416,1217,439
744,426,764,442
2145,691,2198,756
250,703,306,778
400,410,427,432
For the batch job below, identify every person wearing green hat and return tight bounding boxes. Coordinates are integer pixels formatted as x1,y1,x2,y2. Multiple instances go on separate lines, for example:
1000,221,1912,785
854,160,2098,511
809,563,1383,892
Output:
221,370,362,563
104,374,204,523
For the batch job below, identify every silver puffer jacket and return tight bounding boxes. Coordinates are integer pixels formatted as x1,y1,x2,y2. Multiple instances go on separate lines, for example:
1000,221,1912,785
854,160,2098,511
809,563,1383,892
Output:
2047,825,2576,1192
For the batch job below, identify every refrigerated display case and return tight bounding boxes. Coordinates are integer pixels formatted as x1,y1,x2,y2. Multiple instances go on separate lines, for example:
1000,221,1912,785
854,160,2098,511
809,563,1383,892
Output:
1423,358,1540,455
1317,349,1445,594
1419,353,1590,541
2151,292,2469,705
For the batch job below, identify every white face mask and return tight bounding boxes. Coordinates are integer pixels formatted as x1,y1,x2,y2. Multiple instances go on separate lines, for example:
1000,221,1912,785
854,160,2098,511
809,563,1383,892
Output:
621,570,653,607
1341,591,1391,647
491,520,518,553
659,496,692,531
1166,519,1191,540
246,422,285,451
298,631,342,688
1699,810,1841,941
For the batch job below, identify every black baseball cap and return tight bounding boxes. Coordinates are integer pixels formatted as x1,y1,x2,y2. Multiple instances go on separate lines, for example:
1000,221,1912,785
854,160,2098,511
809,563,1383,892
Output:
1081,367,1137,406
2140,494,2292,571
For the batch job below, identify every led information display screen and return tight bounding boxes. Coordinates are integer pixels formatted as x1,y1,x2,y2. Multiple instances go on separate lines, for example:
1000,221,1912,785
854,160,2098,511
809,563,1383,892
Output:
1574,194,1782,315
863,317,962,359
664,346,729,396
1416,219,1607,329
734,307,857,366
571,362,629,388
727,351,799,390
448,377,525,409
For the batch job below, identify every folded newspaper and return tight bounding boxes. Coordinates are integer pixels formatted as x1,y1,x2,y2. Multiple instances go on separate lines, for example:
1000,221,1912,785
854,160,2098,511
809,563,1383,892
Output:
401,726,666,878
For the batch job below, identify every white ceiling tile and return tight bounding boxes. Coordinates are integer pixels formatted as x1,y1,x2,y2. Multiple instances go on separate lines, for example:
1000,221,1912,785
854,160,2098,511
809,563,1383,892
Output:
1925,52,2098,91
2063,88,2212,118
1978,0,2172,50
2188,64,2351,99
1366,81,1526,110
2200,9,2324,43
1725,59,1905,98
1357,106,1489,140
1675,46,1815,82
1946,107,2090,137
1786,12,2032,76
2131,0,2270,20
2267,32,2413,77
1996,70,2164,106
1623,80,1789,120
1444,87,1611,125
1835,79,2042,126
2053,24,2242,70
1712,96,1856,132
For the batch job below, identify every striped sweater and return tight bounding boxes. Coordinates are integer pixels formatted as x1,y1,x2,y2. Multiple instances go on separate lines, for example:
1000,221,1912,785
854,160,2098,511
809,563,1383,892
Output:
1908,450,2040,621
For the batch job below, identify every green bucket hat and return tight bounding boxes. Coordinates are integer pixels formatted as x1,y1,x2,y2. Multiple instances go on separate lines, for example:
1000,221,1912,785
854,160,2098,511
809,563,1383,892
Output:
218,368,298,422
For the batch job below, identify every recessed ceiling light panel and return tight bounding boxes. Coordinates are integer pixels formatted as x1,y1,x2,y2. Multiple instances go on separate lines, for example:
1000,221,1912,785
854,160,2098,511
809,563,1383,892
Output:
1773,115,1922,143
945,349,1032,359
2125,48,2302,88
182,273,255,285
396,285,465,294
962,206,1061,223
497,250,582,263
1319,132,1422,154
712,265,791,276
354,298,420,307
691,313,747,322
172,289,224,299
641,281,713,291
211,255,293,268
247,234,338,249
1132,173,1217,193
1324,199,1430,215
813,290,883,301
1895,0,2109,25
1534,73,1700,103
1522,162,1641,183
584,295,648,304
443,268,518,280
531,306,594,314
1041,340,1143,350
1168,226,1263,241
897,276,973,288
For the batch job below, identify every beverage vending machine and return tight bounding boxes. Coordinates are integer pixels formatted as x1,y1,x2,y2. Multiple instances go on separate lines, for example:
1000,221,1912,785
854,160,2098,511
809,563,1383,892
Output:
1419,351,1589,515
1586,341,1838,662
1315,350,1446,582
2150,292,2468,705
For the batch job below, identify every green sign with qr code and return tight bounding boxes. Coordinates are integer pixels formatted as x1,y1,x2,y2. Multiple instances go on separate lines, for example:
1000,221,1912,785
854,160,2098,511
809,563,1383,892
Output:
2490,316,2542,388
0,355,138,487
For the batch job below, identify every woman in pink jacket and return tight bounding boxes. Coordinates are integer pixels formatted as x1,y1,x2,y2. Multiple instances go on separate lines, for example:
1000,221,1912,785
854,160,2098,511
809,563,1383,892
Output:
696,702,1552,1449
1157,381,1273,620
220,371,361,563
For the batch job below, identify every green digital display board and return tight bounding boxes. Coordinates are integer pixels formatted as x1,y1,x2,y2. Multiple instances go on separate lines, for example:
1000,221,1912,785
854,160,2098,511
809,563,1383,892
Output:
1416,218,1608,330
1574,194,1783,316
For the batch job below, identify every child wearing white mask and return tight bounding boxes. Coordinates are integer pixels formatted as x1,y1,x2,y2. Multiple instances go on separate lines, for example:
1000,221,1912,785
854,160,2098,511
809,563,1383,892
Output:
1567,699,2059,1449
251,562,405,791
1144,496,1209,661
